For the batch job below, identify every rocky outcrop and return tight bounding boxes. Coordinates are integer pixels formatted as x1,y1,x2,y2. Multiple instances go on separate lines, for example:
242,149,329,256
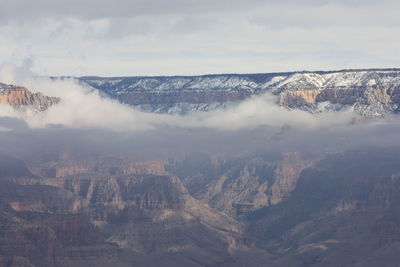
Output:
0,83,60,112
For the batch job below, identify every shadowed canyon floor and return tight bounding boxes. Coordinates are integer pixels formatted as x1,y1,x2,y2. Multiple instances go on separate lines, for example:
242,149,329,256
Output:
0,147,400,266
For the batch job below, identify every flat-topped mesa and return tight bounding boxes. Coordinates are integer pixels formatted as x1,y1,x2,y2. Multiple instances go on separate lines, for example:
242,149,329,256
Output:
0,82,60,112
80,69,400,116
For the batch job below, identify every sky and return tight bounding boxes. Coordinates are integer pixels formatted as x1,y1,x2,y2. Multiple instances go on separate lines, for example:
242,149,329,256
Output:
0,0,399,77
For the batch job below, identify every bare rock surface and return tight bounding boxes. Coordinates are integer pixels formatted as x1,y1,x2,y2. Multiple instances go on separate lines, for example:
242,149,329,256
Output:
0,82,60,113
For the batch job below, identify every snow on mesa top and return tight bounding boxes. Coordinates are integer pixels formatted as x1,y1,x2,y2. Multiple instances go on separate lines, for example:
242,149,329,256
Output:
79,69,400,116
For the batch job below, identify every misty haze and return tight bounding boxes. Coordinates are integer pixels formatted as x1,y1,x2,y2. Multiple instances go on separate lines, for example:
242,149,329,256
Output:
1,0,400,267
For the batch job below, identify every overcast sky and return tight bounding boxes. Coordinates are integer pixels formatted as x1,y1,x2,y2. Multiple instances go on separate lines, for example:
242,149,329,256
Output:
0,0,399,76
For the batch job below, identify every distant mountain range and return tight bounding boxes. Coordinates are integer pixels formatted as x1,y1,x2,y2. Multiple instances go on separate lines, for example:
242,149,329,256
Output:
1,68,399,118
79,68,400,117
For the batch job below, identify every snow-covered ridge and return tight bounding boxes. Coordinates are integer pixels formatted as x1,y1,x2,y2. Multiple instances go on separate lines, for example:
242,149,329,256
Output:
80,75,263,95
78,69,400,115
80,69,400,94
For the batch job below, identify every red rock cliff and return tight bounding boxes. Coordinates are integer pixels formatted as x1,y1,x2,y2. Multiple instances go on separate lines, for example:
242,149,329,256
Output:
0,83,60,112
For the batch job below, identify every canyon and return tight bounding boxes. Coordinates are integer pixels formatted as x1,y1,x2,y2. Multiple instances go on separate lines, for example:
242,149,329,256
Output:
1,68,400,266
2,144,400,266
0,152,250,267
